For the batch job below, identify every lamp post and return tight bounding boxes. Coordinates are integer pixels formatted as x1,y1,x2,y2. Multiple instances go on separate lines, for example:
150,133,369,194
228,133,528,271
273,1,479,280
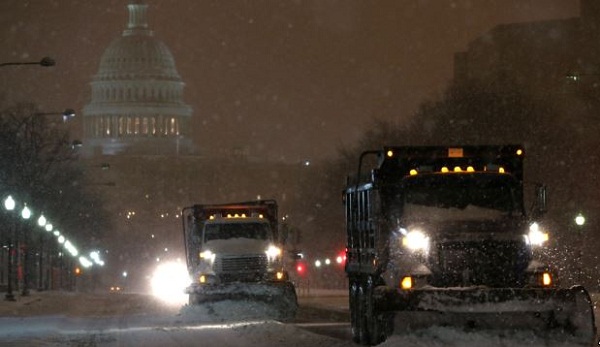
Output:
37,214,47,291
20,205,31,296
35,109,76,123
4,196,16,301
574,213,585,284
0,57,55,68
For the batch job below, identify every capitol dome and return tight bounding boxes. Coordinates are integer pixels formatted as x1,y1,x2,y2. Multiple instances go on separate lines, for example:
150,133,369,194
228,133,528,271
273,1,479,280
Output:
83,2,193,156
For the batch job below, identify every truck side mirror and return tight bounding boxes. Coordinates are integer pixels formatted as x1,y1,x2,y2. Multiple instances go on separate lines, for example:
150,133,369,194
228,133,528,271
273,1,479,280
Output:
535,184,547,216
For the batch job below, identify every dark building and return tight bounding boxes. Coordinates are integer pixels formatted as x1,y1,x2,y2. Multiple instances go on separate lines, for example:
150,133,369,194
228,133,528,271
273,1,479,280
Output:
454,0,600,96
452,0,600,288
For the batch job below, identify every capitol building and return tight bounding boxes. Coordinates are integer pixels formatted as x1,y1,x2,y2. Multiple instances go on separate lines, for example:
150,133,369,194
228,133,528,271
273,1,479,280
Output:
82,1,193,156
77,2,306,290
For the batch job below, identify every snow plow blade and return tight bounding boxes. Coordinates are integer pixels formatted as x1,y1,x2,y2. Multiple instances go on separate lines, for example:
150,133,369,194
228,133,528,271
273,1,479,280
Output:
186,281,298,319
377,285,596,345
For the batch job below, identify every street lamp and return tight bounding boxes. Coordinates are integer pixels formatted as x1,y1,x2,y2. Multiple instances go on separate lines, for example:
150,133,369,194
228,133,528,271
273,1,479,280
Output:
574,213,586,284
20,205,31,296
0,57,55,68
35,108,76,123
575,213,586,227
4,195,16,301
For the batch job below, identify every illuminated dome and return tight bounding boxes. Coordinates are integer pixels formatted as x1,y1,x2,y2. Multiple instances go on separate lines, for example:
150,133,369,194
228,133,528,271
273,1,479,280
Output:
83,2,193,156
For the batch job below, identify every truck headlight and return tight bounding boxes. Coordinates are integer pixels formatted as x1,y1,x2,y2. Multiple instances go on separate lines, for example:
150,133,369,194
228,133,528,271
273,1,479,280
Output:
266,245,282,261
402,230,430,253
199,250,215,262
526,222,549,246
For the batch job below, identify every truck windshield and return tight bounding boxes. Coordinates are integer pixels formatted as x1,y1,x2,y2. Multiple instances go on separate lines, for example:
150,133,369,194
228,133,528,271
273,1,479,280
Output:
203,222,271,242
397,173,522,221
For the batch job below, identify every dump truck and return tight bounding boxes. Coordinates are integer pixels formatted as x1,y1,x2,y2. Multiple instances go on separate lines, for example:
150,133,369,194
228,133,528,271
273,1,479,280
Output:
344,145,596,345
182,199,297,319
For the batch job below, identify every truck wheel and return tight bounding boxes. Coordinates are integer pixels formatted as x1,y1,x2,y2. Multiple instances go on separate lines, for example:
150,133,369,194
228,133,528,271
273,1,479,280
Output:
358,284,370,344
568,285,596,346
365,278,386,345
349,282,361,343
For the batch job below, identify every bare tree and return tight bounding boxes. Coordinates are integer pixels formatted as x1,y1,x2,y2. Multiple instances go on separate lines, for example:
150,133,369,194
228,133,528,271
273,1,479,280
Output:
0,102,111,252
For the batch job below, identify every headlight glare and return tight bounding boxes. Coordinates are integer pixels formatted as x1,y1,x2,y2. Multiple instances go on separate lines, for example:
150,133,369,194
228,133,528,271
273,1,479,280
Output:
402,230,430,252
527,223,549,246
200,250,215,261
266,245,282,260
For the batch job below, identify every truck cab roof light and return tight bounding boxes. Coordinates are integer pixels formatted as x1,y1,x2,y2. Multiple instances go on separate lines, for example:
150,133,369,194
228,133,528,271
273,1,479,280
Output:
467,166,475,172
542,272,552,286
401,276,413,290
441,167,449,173
454,166,462,172
409,169,418,176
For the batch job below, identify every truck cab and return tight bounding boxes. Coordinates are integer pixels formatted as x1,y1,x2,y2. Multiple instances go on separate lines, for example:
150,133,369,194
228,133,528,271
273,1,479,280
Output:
344,146,595,345
193,214,286,285
182,200,297,318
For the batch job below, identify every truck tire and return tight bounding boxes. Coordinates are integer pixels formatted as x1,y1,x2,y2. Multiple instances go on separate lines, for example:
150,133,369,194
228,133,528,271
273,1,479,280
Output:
358,284,370,345
365,277,387,345
349,281,362,343
278,283,299,321
568,285,596,346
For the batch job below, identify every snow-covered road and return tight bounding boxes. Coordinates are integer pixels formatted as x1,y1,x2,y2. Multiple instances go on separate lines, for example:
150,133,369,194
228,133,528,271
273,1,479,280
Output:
0,290,596,346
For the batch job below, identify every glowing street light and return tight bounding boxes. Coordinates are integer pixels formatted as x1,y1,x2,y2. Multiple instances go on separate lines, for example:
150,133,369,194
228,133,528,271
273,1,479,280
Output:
21,205,31,219
3,195,16,301
4,195,15,211
37,214,46,227
575,213,586,227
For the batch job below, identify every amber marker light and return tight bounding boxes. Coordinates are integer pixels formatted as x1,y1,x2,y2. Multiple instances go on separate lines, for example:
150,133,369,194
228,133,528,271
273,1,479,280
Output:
542,272,552,286
401,276,413,290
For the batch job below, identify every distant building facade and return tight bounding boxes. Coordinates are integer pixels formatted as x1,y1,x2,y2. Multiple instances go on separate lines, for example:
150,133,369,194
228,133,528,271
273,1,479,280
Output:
454,0,600,98
452,0,600,289
82,2,193,156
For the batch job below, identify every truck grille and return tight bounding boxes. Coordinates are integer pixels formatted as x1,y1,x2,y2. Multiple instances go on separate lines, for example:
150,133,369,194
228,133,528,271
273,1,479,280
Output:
217,255,268,273
433,240,529,287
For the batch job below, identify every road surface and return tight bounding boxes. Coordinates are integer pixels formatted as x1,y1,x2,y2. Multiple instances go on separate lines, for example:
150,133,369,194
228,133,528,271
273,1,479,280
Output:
0,290,597,346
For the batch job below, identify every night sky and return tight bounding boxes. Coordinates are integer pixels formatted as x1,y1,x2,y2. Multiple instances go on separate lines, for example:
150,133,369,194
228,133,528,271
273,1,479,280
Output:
0,0,579,162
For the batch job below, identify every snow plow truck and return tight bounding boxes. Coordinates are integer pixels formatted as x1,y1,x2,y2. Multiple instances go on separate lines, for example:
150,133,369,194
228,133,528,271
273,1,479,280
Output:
182,199,297,319
344,145,596,345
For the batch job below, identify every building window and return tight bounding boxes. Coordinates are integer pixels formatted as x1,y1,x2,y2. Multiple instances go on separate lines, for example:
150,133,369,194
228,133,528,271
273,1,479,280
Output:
118,116,124,136
134,117,140,134
142,117,149,135
170,117,176,134
127,116,133,135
